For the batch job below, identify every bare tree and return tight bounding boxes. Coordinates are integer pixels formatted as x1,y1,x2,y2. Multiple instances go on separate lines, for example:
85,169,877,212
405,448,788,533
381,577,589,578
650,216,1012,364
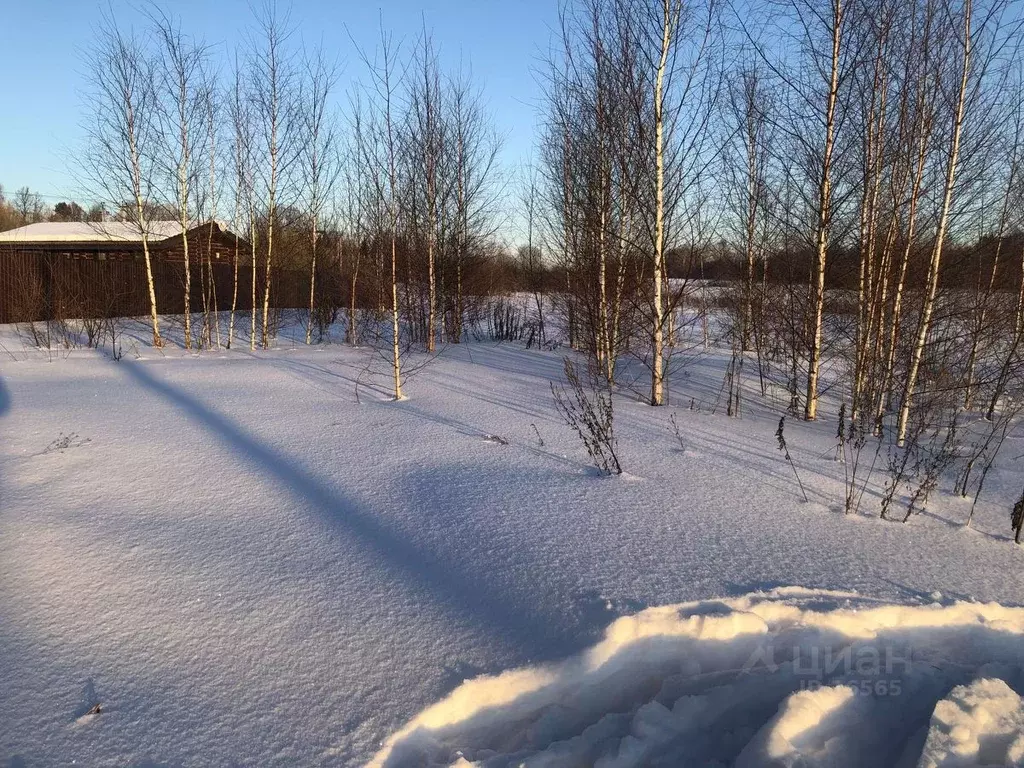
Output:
13,187,45,224
874,0,942,426
649,0,678,405
81,12,163,347
346,94,372,347
227,59,249,349
150,7,213,350
300,47,340,345
248,3,298,349
199,83,222,348
961,66,1023,410
722,64,775,357
445,67,503,344
409,28,443,352
519,161,547,346
895,0,1006,445
227,50,260,351
357,25,406,398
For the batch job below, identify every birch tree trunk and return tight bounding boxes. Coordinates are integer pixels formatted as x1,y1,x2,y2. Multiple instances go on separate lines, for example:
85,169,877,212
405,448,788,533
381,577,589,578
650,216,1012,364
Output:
363,30,405,398
415,33,440,353
804,0,844,422
262,141,277,351
650,0,676,407
229,229,239,348
206,98,220,349
250,210,258,351
86,20,164,348
987,242,1024,419
306,224,319,344
252,8,294,350
852,17,891,421
964,115,1019,408
151,11,210,352
302,50,337,346
896,0,972,445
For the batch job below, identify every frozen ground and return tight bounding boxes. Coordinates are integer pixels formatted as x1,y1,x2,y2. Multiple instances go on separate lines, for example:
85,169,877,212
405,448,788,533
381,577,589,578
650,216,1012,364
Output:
2,318,1024,766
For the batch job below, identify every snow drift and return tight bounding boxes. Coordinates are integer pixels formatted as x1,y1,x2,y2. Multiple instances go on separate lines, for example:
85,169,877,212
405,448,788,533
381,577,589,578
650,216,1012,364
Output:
919,678,1024,767
370,588,1024,768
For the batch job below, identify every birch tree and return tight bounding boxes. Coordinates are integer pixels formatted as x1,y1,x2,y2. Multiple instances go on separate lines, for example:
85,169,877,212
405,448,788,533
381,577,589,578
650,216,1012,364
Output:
803,0,850,421
249,4,298,349
228,53,254,349
357,27,406,398
723,64,775,355
895,0,976,444
519,161,547,346
151,9,212,350
300,47,340,345
346,94,372,347
199,85,221,348
82,15,163,347
650,0,678,406
445,69,502,344
409,30,443,352
631,0,721,404
874,0,942,424
961,73,1022,409
541,0,719,397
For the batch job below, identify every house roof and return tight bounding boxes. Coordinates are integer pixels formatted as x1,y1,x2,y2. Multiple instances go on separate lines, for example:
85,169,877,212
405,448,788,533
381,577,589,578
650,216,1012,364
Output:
0,220,240,244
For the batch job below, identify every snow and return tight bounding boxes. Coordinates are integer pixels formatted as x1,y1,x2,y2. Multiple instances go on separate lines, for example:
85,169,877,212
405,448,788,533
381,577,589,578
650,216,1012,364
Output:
370,589,1024,767
919,679,1024,767
738,684,864,767
1,316,1024,766
0,219,238,243
0,220,183,242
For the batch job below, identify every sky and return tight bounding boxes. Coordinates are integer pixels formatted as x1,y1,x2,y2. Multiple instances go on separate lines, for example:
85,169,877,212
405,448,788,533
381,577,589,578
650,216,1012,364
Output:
0,0,560,218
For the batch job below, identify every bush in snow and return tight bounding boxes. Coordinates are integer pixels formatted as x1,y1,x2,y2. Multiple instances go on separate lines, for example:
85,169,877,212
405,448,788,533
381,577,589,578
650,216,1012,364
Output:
487,298,525,342
880,401,962,522
836,404,883,515
955,402,1020,527
530,422,545,447
552,356,622,476
775,417,807,502
670,412,686,452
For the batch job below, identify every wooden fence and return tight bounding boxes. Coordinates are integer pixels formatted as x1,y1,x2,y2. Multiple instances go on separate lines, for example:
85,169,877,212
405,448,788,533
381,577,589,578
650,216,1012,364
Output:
0,249,349,324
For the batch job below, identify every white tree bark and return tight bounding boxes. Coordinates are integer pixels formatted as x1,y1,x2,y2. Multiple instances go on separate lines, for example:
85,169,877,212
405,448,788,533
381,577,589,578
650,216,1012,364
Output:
651,0,676,407
804,0,844,422
896,0,972,445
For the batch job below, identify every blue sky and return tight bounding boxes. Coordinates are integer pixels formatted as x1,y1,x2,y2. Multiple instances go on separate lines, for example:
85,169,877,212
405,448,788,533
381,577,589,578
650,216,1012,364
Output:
0,0,560,209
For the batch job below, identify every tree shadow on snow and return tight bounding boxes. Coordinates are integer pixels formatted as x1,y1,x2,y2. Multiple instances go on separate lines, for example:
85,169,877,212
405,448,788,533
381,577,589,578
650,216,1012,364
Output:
0,375,10,419
0,375,10,516
387,460,658,682
116,360,580,666
393,399,585,473
452,343,569,384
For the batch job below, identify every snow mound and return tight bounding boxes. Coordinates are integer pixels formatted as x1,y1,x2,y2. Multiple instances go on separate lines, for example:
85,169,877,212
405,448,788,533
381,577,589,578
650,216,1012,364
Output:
369,588,1024,768
919,678,1024,767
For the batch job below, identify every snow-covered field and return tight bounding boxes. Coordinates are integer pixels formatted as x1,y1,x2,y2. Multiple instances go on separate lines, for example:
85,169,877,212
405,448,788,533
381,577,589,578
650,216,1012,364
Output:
2,319,1024,766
